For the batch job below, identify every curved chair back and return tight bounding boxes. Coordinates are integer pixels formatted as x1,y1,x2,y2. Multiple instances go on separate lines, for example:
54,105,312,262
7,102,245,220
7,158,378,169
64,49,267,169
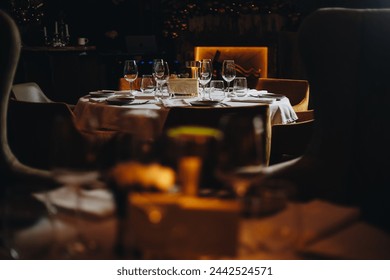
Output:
0,10,52,183
11,82,53,103
7,100,76,170
270,110,315,165
260,8,390,231
255,78,310,112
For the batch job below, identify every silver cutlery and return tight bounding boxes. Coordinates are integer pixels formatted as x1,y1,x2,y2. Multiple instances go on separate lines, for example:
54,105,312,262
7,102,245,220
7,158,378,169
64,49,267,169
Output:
131,100,151,105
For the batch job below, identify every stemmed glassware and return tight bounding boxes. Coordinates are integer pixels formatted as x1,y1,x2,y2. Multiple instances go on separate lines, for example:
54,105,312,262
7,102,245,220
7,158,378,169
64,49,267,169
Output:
198,59,212,100
215,113,265,205
123,60,138,96
153,59,170,102
221,60,236,97
49,117,101,259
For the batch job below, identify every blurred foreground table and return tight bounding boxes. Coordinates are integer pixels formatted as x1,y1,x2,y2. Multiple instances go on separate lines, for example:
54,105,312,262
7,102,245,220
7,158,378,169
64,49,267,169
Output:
5,186,390,260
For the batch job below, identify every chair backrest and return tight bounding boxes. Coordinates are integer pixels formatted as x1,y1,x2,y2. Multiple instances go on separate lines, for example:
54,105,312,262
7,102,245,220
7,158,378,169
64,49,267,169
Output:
163,105,271,166
261,8,390,231
194,46,268,89
7,100,76,170
0,10,51,182
269,110,315,165
255,78,310,112
295,109,314,122
11,82,52,103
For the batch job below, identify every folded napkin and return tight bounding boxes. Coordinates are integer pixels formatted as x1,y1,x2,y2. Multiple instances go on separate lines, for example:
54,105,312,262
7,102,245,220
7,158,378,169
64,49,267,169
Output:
89,97,107,103
247,89,268,96
161,99,191,107
230,97,275,104
33,185,115,219
247,89,286,99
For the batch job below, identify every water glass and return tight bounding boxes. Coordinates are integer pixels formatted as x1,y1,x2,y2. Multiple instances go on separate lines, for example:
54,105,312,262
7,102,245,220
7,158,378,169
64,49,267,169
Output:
233,77,248,97
155,83,172,101
209,80,225,101
140,75,156,94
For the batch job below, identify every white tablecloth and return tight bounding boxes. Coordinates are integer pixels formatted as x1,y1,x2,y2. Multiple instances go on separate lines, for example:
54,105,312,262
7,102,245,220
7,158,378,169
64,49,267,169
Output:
73,91,297,132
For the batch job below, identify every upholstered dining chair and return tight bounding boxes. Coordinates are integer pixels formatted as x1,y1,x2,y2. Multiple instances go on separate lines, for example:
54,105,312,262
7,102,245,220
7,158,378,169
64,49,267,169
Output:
269,110,315,165
256,78,310,112
11,81,76,111
255,8,390,232
7,100,76,170
0,10,54,186
11,82,53,103
0,11,99,188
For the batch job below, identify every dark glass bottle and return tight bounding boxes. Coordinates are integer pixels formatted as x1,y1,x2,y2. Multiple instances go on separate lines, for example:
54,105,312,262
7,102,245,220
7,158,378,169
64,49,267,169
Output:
212,50,222,80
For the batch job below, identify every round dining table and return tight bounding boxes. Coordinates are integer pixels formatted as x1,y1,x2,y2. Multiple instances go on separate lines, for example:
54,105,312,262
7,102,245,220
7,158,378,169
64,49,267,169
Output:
73,91,298,133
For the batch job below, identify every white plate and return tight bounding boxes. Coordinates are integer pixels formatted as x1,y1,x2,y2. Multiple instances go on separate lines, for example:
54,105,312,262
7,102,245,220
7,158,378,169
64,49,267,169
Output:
249,92,285,99
189,100,221,106
89,90,115,97
106,95,135,105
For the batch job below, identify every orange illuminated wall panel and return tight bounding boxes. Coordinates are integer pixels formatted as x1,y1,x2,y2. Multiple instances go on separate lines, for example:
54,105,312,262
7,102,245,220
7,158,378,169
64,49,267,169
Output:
194,46,268,88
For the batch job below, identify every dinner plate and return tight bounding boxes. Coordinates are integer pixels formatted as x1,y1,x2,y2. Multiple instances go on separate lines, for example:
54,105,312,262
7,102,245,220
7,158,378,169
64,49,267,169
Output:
89,90,115,98
249,92,285,99
189,100,221,106
106,95,135,105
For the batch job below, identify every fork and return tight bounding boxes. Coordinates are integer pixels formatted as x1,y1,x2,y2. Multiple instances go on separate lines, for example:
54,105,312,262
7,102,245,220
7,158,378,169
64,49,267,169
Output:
129,100,151,105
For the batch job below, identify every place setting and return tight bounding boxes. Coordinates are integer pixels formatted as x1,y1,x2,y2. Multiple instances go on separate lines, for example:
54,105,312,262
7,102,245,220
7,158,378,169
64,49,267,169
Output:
88,90,116,98
87,91,153,106
224,79,281,104
184,60,230,107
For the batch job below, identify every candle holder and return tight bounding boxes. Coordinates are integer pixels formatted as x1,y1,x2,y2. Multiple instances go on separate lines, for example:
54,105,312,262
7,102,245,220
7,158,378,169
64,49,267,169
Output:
52,32,63,47
43,21,71,47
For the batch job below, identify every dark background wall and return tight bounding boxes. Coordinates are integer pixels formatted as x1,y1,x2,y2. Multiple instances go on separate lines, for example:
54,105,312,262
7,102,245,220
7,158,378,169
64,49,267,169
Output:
3,0,390,52
3,0,390,103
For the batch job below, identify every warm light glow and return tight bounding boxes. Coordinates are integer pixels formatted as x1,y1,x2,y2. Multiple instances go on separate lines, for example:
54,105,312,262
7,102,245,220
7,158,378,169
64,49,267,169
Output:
190,67,198,78
178,156,202,196
194,46,268,78
119,77,141,91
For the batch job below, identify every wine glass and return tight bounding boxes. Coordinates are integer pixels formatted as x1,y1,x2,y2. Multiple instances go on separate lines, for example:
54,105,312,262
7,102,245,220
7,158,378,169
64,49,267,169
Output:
153,59,170,102
49,116,101,258
221,60,236,97
198,59,212,100
140,74,156,94
215,113,265,206
233,77,248,97
123,60,138,96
